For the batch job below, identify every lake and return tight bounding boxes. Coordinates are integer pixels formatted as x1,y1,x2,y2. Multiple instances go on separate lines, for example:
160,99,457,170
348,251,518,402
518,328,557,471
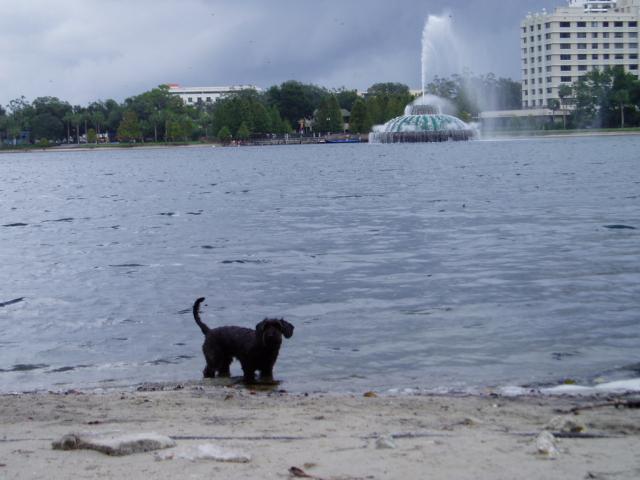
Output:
1,137,639,393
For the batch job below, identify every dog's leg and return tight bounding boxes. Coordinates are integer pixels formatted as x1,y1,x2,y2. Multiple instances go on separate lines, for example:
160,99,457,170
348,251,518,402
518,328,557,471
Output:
259,368,274,382
203,363,216,378
241,363,257,384
215,357,232,377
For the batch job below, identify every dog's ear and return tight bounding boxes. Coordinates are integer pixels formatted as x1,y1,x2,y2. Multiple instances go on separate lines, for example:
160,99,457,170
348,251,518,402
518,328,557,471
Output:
255,320,267,340
278,319,294,339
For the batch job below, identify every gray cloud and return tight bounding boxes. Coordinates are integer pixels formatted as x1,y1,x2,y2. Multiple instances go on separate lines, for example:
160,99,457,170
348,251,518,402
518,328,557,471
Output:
0,0,560,105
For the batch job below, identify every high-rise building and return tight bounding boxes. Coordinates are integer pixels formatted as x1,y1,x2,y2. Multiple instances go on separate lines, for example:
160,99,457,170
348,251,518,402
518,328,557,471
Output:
521,0,640,108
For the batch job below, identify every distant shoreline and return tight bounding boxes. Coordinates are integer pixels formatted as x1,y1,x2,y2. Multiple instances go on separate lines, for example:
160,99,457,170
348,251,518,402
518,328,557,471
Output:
2,129,640,155
481,129,640,140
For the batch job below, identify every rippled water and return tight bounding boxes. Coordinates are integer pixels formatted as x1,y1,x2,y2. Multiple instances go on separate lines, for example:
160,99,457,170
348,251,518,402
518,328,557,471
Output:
1,138,639,393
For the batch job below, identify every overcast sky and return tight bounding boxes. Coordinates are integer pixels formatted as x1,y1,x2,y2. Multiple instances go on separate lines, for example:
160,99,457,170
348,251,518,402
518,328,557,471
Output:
0,0,562,106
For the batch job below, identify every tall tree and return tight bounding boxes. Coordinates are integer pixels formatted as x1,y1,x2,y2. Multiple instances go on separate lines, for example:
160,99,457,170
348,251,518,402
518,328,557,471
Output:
349,98,372,133
558,84,573,129
117,111,142,142
315,95,343,133
266,81,327,126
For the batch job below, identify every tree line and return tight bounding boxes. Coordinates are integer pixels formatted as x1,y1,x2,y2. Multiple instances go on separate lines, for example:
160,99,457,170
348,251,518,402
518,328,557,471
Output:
0,75,523,146
549,66,640,129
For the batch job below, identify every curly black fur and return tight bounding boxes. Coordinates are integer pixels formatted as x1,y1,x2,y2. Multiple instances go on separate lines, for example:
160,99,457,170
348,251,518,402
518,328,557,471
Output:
192,297,294,383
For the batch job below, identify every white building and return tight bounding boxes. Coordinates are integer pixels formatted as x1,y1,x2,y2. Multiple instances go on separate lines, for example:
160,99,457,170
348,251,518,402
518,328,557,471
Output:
167,84,263,106
521,0,640,108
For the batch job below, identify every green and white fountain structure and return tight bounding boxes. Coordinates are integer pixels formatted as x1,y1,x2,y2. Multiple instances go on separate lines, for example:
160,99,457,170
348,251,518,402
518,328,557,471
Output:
369,102,475,144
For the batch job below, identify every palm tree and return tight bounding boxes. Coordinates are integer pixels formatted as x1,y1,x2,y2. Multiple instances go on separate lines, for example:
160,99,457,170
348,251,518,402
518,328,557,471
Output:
547,98,560,128
62,112,74,144
611,89,630,128
558,84,573,129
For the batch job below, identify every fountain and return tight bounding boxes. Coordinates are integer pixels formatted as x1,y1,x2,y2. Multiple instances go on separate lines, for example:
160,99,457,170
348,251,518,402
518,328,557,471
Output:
369,14,474,144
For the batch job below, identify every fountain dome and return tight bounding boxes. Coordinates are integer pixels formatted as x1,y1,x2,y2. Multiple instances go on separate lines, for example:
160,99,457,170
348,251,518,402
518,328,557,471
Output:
369,102,475,143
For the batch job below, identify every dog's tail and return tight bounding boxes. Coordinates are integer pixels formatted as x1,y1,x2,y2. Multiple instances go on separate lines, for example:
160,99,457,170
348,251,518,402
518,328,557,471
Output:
193,297,210,335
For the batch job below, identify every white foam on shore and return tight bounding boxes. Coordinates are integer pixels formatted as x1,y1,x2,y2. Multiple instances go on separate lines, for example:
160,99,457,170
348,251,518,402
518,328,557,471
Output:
497,378,640,397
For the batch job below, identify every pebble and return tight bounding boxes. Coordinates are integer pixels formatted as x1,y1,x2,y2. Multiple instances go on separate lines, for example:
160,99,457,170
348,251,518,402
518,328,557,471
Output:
545,416,586,433
375,435,397,450
536,431,559,458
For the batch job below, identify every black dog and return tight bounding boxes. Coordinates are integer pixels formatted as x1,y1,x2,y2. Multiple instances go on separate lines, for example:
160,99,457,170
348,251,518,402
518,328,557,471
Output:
192,297,294,383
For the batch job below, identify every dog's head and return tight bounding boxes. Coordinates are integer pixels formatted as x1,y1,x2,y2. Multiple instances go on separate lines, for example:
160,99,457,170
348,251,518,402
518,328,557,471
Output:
255,318,294,347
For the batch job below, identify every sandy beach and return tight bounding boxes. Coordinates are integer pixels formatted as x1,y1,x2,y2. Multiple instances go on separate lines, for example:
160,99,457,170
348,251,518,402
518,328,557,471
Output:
1,383,639,480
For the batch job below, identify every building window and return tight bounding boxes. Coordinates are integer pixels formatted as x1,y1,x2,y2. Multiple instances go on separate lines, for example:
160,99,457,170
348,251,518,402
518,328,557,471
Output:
578,54,587,60
532,78,536,84
547,87,553,94
630,32,638,38
561,76,572,82
560,32,571,39
577,21,586,28
603,32,610,38
591,22,599,28
560,21,570,28
630,53,638,59
603,22,609,27
578,65,588,71
187,97,193,103
630,21,638,28
561,43,571,49
545,22,551,29
592,54,599,59
578,43,587,50
592,32,599,38
546,44,551,50
604,53,610,59
522,27,527,34
603,43,610,49
530,25,535,32
560,54,572,60
614,21,623,28
561,65,572,71
615,32,624,38
630,43,639,49
577,32,587,39
538,24,542,31
546,33,551,40
615,43,624,49
615,53,624,59
546,54,552,61
523,58,528,64
630,64,639,70
546,66,552,72
592,43,599,49
546,76,552,82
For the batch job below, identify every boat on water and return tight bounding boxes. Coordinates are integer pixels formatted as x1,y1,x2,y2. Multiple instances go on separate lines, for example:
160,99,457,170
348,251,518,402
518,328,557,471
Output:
325,138,361,144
